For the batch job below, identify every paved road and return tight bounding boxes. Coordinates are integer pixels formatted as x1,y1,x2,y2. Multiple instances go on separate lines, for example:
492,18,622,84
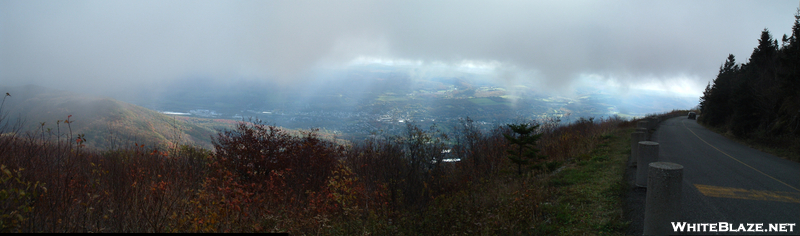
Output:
626,116,800,235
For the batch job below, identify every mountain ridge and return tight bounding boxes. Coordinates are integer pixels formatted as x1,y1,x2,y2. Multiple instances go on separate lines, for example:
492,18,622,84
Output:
0,85,224,150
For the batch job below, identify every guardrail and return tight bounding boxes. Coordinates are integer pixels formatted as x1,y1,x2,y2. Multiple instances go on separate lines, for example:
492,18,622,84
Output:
632,112,691,234
630,131,646,167
643,162,684,235
635,141,659,187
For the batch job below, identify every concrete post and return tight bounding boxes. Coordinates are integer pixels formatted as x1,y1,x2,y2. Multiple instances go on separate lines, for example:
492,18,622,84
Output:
636,127,649,141
643,162,683,235
649,117,658,130
630,132,646,166
637,121,649,131
635,141,659,187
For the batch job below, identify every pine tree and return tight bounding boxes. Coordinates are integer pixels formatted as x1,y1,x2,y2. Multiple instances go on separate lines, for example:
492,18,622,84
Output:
777,8,800,135
503,123,544,175
699,82,711,114
700,9,800,137
700,54,738,126
750,29,779,69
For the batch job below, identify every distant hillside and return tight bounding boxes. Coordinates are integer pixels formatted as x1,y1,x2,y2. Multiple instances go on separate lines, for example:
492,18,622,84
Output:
0,85,230,150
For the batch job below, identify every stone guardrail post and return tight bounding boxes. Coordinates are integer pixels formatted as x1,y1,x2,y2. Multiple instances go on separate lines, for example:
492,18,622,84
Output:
649,117,659,130
630,132,646,166
636,141,659,187
636,127,649,141
643,162,683,235
637,121,649,131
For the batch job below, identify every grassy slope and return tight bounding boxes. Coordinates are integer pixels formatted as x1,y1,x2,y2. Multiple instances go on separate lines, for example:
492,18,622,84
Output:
1,85,347,151
543,128,631,235
1,85,224,150
335,125,632,235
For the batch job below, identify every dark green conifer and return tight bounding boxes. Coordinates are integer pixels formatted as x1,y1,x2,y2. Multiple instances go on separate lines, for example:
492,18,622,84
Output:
503,123,544,175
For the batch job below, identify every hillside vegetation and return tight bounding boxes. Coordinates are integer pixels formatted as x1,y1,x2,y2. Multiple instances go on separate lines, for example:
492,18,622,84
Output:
699,9,800,161
0,85,234,150
1,88,692,234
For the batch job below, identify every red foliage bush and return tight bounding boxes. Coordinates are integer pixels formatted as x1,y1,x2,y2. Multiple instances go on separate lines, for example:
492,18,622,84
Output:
211,120,341,200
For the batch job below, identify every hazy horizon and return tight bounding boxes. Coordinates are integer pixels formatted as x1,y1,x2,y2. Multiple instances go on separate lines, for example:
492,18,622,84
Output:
2,0,798,105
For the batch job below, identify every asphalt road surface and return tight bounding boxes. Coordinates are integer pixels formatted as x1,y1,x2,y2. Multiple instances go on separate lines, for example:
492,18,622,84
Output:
626,116,800,235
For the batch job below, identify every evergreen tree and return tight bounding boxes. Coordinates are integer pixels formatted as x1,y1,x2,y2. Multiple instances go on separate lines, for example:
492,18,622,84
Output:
699,82,711,113
503,123,544,175
777,8,800,135
730,79,760,137
700,54,738,126
747,29,781,133
700,9,800,137
750,29,779,69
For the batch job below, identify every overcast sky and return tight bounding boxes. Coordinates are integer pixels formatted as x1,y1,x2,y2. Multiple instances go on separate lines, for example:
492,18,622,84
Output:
1,0,798,98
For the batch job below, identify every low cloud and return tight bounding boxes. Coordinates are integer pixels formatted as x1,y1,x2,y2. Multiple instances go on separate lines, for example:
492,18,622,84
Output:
1,0,797,98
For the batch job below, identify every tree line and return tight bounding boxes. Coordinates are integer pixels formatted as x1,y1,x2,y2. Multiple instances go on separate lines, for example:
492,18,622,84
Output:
699,9,800,139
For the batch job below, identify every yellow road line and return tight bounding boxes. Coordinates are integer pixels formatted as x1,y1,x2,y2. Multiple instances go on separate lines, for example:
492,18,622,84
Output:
681,120,800,192
694,184,800,203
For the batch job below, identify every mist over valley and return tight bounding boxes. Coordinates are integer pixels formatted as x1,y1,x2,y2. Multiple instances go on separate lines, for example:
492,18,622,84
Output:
133,63,698,140
1,1,798,234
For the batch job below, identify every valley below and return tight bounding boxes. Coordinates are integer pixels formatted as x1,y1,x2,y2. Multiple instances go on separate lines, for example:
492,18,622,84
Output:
2,65,697,150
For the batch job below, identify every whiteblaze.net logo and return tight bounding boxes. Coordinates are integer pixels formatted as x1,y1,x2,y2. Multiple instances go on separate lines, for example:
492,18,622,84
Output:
671,222,796,233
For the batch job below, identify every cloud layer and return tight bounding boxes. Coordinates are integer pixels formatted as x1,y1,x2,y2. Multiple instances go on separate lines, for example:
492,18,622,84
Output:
1,0,797,97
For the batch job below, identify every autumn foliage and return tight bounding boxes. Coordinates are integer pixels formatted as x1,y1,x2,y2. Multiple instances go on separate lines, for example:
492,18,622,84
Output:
0,104,649,233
